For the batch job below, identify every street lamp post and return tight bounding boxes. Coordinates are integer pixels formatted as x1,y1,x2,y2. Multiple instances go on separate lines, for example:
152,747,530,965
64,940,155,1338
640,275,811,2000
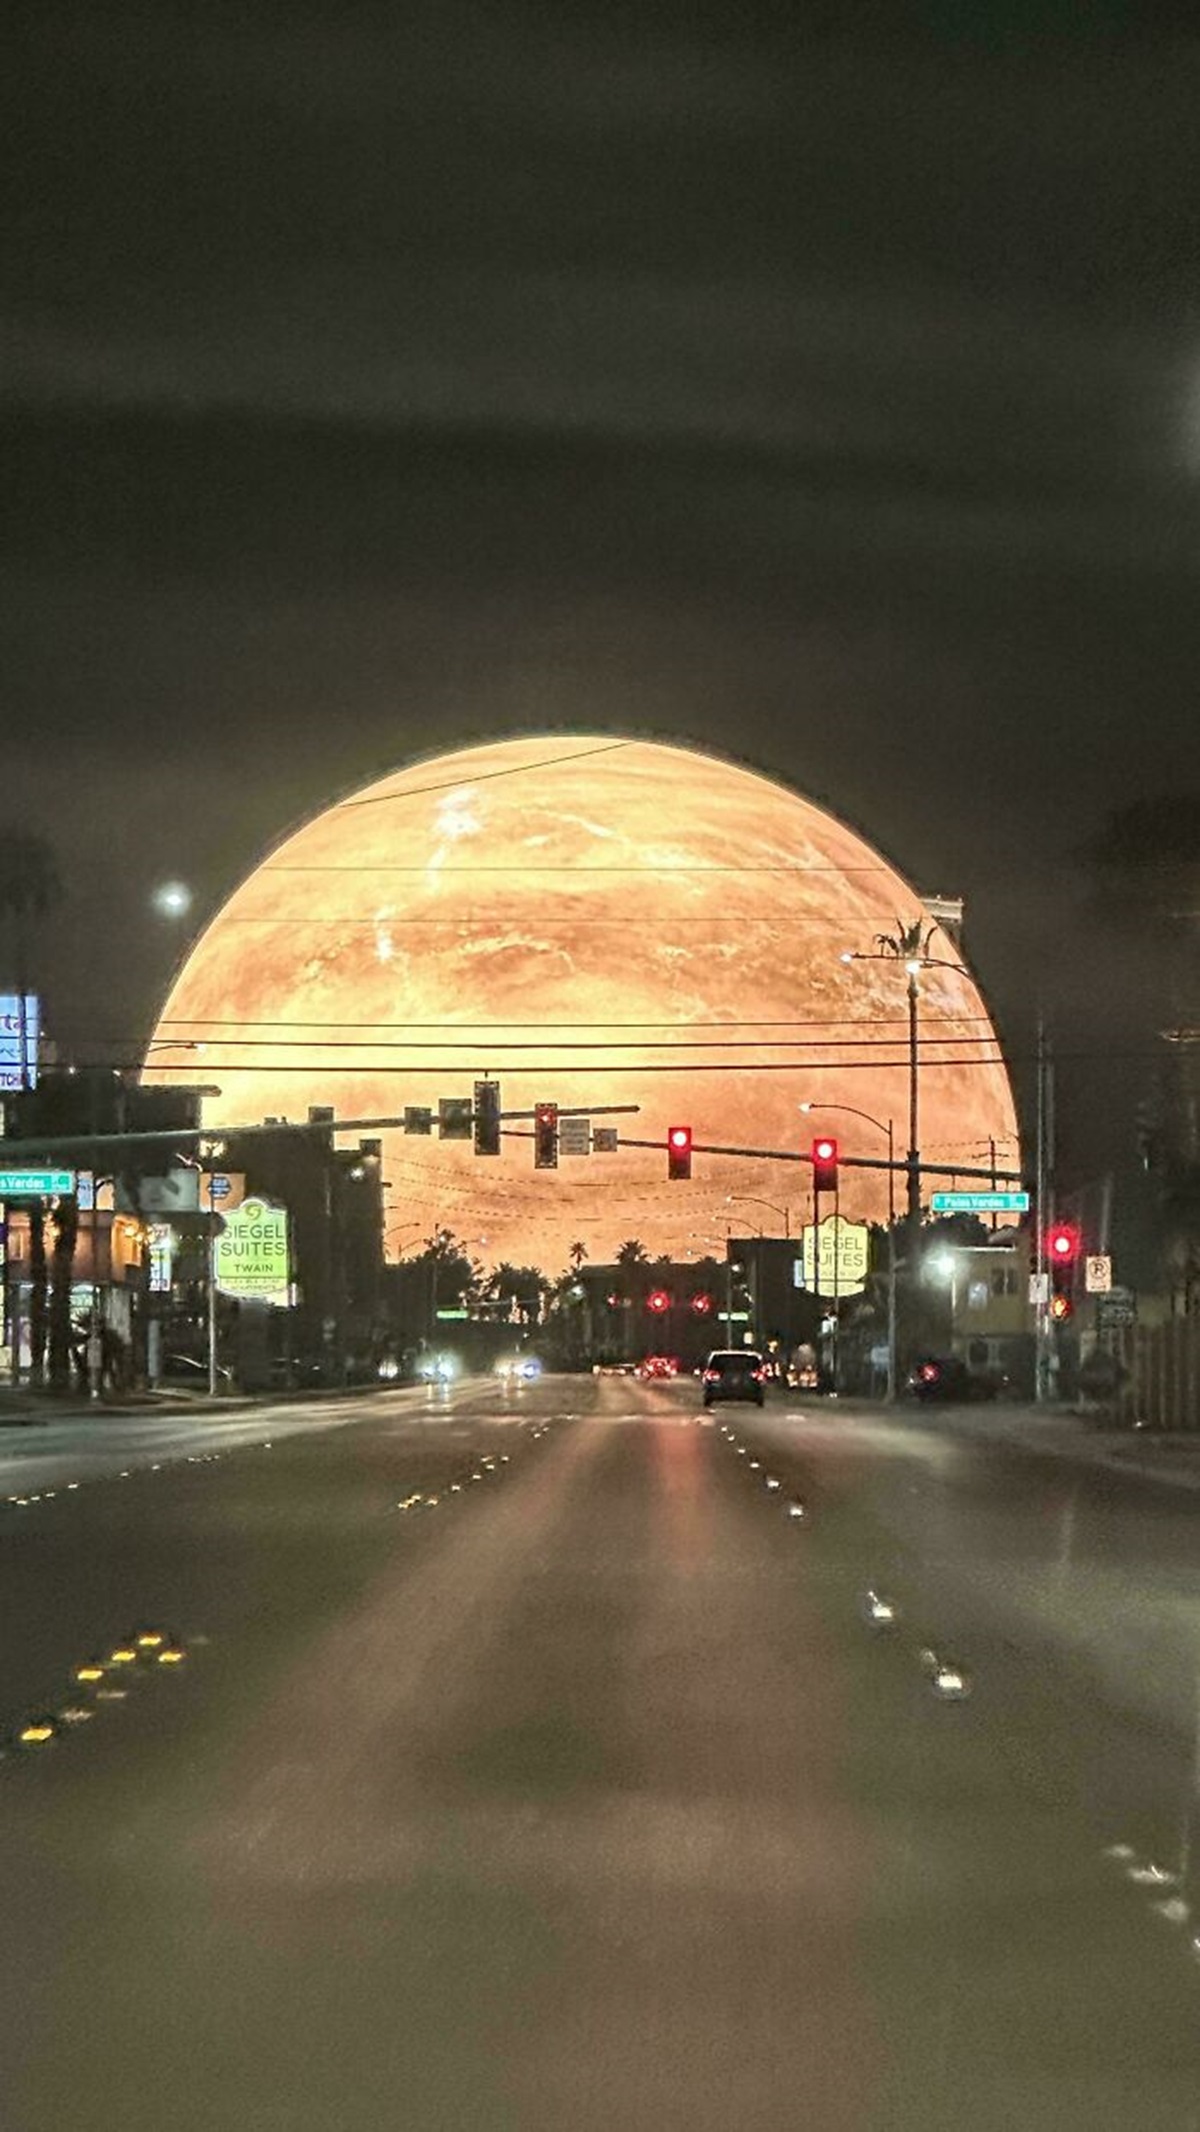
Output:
841,924,971,1262
727,1195,790,1239
801,1100,898,1404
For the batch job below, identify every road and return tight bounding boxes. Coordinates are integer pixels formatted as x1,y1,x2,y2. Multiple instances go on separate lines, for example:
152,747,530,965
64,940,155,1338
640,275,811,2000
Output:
1,1372,1200,2130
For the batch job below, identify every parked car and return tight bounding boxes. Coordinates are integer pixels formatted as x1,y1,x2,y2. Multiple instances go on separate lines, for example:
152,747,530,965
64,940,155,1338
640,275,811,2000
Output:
906,1355,999,1403
701,1349,766,1407
161,1353,233,1390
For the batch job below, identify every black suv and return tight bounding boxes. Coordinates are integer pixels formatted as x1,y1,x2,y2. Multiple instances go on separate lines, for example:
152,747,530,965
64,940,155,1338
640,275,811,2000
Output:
701,1349,766,1407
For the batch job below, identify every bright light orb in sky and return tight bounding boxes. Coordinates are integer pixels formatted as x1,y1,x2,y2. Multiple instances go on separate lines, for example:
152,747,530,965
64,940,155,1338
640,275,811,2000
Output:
146,735,1020,1270
151,880,193,918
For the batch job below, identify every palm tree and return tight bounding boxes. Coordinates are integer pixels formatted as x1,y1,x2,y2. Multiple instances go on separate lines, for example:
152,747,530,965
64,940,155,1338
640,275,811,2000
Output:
0,827,63,1384
873,915,939,964
616,1238,649,1267
568,1240,587,1271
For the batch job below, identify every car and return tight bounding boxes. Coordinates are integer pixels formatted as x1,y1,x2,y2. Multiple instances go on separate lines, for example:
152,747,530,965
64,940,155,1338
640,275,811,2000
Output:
160,1352,234,1389
494,1355,541,1381
906,1355,998,1403
701,1349,766,1407
637,1355,678,1380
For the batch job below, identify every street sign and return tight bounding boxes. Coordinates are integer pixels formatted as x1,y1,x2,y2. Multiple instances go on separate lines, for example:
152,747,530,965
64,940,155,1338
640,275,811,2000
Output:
930,1190,1030,1214
213,1196,291,1305
0,1167,74,1198
592,1127,618,1153
1097,1286,1136,1327
0,995,40,1092
799,1217,870,1297
1084,1254,1112,1293
559,1116,591,1157
148,1223,176,1294
434,1307,469,1320
1029,1272,1049,1305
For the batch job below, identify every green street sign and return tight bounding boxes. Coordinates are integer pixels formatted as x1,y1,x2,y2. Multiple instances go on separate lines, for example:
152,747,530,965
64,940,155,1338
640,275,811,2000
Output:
0,1167,76,1197
435,1307,469,1320
931,1190,1030,1214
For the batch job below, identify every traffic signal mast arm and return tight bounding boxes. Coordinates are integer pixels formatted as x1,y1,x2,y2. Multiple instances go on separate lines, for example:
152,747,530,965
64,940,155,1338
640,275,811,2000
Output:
0,1103,642,1158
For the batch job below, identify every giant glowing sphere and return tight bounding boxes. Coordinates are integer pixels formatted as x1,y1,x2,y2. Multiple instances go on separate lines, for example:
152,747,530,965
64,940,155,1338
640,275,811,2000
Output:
147,736,1019,1270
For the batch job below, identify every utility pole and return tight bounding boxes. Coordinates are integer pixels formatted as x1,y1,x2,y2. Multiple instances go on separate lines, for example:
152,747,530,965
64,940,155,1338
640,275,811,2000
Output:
906,960,921,1260
1034,1017,1056,1403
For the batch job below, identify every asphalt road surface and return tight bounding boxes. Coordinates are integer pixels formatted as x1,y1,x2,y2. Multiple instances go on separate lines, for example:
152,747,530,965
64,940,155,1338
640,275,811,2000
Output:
2,1373,1200,2131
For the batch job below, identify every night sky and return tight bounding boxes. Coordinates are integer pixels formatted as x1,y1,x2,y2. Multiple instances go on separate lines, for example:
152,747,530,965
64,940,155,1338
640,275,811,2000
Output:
5,5,1199,1182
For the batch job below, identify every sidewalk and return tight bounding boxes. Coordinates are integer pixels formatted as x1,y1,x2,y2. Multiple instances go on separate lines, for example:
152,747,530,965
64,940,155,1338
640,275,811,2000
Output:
0,1383,253,1425
938,1400,1200,1494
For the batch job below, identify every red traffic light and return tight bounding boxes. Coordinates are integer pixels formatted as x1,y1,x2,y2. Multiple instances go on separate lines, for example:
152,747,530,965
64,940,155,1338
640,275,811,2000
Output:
1047,1223,1080,1264
811,1135,838,1192
689,1291,713,1316
666,1124,693,1181
646,1288,671,1314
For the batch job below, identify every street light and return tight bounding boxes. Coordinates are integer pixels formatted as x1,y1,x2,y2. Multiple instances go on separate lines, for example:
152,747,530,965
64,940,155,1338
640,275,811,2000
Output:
727,1194,790,1238
840,921,969,1251
800,1100,898,1404
799,1104,895,1224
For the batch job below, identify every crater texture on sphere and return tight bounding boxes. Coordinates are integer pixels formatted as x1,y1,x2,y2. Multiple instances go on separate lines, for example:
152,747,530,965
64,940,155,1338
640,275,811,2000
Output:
148,735,1019,1269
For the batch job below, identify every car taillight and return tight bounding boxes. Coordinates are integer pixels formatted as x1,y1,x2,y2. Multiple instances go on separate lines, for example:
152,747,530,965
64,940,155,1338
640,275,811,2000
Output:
751,1368,764,1381
920,1364,939,1383
703,1369,719,1382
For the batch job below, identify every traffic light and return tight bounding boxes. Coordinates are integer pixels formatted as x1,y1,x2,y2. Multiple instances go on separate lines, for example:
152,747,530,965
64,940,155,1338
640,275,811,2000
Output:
811,1135,838,1192
646,1288,671,1315
533,1101,558,1170
473,1079,501,1157
1047,1222,1080,1266
667,1124,693,1181
690,1291,713,1316
1047,1221,1080,1323
438,1097,473,1141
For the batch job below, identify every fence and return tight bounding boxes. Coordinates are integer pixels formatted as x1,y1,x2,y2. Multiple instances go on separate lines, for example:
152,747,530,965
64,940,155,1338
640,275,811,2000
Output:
1111,1317,1200,1431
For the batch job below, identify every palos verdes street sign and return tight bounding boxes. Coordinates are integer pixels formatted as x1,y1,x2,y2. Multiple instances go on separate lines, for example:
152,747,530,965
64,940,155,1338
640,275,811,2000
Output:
213,1196,292,1305
930,1190,1030,1215
0,1167,75,1197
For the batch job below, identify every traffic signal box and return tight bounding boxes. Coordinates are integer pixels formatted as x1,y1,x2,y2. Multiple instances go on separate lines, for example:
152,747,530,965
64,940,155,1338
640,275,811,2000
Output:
534,1102,559,1170
473,1080,501,1157
811,1136,838,1193
1047,1222,1080,1321
667,1125,693,1181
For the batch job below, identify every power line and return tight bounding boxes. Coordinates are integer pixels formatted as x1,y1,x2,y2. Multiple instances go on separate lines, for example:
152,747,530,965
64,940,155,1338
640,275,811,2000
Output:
138,1033,1007,1054
262,862,897,875
338,737,634,809
132,1055,1011,1075
149,1012,997,1030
